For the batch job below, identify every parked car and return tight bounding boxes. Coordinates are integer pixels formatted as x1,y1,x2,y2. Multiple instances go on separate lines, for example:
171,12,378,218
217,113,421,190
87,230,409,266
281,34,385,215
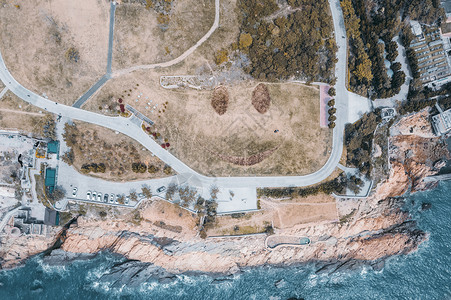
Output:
86,191,91,200
157,186,166,193
125,196,130,205
97,193,102,202
92,192,96,201
104,194,109,203
110,194,115,203
72,188,78,197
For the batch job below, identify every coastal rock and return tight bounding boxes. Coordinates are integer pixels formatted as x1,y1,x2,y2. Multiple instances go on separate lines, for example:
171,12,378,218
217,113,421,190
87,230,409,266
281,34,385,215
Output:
99,260,176,287
421,203,432,211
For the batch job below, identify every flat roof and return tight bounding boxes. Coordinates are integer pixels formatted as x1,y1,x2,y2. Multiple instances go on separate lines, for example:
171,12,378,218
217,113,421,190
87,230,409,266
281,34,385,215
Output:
411,21,423,37
47,141,59,154
44,168,56,191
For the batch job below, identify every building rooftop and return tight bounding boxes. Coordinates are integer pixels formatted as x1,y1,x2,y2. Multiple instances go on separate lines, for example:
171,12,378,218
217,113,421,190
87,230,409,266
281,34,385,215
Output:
411,20,423,37
432,108,451,135
47,141,59,154
44,168,56,192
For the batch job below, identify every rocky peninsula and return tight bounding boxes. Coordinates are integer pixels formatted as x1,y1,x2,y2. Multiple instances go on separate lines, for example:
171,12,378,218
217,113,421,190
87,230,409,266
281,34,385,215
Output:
0,108,449,281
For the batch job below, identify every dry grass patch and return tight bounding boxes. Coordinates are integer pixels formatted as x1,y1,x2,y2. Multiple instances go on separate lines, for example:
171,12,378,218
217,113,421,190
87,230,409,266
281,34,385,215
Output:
63,121,175,182
208,210,272,236
140,200,197,233
113,0,215,69
252,83,271,114
87,73,332,176
0,0,109,105
211,85,229,115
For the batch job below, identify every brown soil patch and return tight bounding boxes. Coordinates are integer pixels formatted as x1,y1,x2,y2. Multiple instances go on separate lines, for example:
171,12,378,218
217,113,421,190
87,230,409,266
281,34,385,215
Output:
211,85,229,115
252,83,271,114
209,146,279,166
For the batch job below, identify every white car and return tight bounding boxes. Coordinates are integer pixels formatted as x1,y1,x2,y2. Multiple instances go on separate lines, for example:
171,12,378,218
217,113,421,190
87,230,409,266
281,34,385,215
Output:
72,188,78,197
92,191,96,201
86,191,91,200
125,196,130,205
110,194,115,203
97,193,102,202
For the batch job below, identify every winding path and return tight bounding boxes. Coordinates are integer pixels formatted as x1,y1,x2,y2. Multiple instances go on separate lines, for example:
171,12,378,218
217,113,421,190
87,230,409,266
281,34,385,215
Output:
0,0,348,190
113,0,221,77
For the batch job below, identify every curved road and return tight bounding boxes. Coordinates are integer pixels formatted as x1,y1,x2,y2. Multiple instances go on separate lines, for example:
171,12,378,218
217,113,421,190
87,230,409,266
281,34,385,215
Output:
0,0,348,189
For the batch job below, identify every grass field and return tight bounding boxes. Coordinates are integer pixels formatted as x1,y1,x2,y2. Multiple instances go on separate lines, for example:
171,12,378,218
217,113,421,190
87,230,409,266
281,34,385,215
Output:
113,0,215,69
0,0,109,105
86,71,332,176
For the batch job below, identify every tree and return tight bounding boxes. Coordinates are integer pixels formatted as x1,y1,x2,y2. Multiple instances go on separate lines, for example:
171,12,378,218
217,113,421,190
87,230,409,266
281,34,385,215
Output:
117,194,125,204
328,107,337,115
239,33,253,49
163,165,172,175
328,87,336,96
47,185,66,202
327,99,335,107
148,164,160,173
354,58,373,82
214,49,228,65
142,185,152,199
210,185,219,200
391,62,402,72
328,115,337,122
328,121,336,128
129,191,138,202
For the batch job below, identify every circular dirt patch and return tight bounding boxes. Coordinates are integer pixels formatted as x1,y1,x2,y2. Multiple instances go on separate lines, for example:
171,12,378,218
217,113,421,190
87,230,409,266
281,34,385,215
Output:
252,83,271,114
211,85,229,115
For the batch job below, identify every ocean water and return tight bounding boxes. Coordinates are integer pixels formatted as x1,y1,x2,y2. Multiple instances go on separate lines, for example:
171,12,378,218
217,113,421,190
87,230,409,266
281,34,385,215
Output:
1,182,451,300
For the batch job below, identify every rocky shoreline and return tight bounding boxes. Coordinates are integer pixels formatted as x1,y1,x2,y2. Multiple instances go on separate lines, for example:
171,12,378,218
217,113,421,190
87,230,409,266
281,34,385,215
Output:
0,108,449,282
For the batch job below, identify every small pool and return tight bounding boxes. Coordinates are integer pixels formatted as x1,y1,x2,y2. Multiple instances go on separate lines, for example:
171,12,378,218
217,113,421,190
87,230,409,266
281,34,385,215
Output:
299,237,311,245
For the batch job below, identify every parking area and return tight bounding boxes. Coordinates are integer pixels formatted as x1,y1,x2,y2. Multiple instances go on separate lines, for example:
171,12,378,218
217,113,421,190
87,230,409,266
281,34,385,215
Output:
56,161,175,209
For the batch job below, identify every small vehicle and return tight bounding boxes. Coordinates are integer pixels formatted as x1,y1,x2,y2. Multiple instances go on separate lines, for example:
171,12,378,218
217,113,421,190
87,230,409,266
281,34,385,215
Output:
157,186,166,193
97,193,102,202
72,188,78,197
86,191,91,200
92,192,96,201
125,196,130,205
110,194,115,203
104,194,109,203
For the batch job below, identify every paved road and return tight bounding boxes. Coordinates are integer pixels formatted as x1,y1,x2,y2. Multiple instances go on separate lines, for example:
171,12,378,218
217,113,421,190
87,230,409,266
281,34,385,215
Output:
0,86,8,99
106,1,116,74
72,73,111,108
0,0,348,189
72,1,116,108
113,0,221,77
